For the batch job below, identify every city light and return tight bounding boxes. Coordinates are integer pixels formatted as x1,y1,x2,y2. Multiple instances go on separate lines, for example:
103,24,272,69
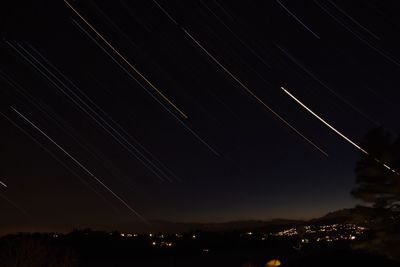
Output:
270,223,366,243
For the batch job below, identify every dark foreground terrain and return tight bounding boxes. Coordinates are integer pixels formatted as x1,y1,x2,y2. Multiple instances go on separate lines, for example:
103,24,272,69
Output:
0,228,399,267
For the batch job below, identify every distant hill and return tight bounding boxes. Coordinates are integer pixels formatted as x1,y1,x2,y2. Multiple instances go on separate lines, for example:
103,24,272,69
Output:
111,207,374,233
309,206,374,225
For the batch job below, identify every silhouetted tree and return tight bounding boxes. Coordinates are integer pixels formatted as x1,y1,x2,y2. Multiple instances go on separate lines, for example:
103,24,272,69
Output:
352,127,400,211
351,127,400,260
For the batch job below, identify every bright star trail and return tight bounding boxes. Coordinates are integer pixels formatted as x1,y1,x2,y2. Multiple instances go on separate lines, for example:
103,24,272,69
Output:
281,87,368,154
282,86,399,175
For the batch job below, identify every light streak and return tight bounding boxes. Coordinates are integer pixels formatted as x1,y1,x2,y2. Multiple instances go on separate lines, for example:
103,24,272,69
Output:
64,0,188,119
282,87,368,154
0,192,29,217
0,111,119,212
12,107,146,221
0,180,7,188
327,0,380,40
282,86,399,175
153,0,179,25
198,0,272,69
314,0,400,67
275,0,320,39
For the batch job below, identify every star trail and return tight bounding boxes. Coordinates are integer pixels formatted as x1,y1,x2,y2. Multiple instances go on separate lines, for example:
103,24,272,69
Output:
1,0,400,234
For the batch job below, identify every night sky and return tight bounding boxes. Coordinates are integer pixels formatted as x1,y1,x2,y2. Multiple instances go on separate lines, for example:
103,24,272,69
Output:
1,0,400,234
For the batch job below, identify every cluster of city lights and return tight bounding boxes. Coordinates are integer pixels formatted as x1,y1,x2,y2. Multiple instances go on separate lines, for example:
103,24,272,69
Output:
270,223,366,243
152,241,174,247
